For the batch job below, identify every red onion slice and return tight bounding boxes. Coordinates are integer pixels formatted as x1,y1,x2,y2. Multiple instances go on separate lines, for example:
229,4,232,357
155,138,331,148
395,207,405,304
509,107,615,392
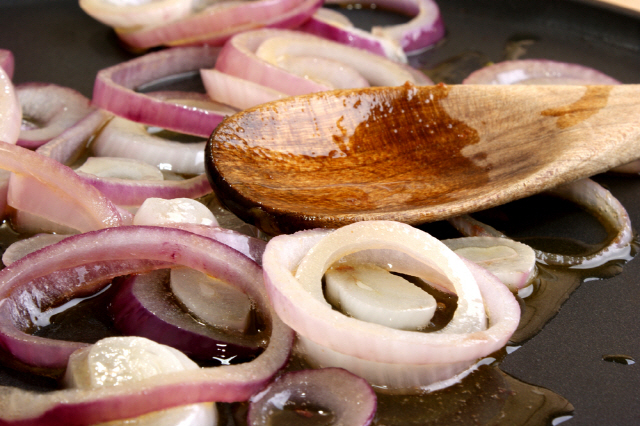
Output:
0,49,14,79
91,116,207,175
0,67,21,145
324,0,445,53
449,178,634,268
79,0,193,29
115,0,322,49
0,226,293,425
75,172,212,209
109,269,264,362
16,83,94,149
248,368,377,426
200,69,288,110
263,221,519,366
92,46,226,138
299,7,407,62
36,109,112,166
463,58,621,85
0,141,130,232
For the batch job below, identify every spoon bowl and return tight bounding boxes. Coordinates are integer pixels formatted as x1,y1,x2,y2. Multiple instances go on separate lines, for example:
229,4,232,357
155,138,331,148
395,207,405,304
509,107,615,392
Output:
206,83,640,234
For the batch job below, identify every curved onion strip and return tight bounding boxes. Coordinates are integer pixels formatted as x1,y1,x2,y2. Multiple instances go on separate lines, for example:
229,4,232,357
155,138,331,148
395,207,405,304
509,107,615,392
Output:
75,172,212,209
0,67,21,145
0,226,294,426
16,83,94,149
0,49,15,79
262,222,517,366
110,270,264,361
448,178,634,268
214,29,432,99
295,259,519,392
201,69,288,110
248,368,377,426
79,0,193,29
91,116,207,175
92,46,224,138
115,0,321,49
462,59,621,85
36,109,112,166
324,0,445,53
0,141,129,231
299,7,407,62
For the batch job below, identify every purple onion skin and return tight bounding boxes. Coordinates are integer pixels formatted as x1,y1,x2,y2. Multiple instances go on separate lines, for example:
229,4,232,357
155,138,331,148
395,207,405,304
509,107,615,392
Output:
109,271,263,363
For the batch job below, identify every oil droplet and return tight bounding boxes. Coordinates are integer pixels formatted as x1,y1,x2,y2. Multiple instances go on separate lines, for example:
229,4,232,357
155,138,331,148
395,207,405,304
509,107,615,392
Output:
602,354,636,365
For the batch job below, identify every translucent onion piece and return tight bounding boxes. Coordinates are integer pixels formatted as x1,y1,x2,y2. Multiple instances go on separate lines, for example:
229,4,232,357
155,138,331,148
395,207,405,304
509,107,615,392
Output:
448,178,634,269
294,258,520,392
65,336,218,426
324,0,445,53
324,263,437,330
2,233,69,266
110,269,263,361
262,221,517,368
248,368,377,426
442,237,537,291
36,109,113,166
133,197,217,226
200,69,288,110
93,46,225,138
16,83,94,149
0,67,21,145
76,157,164,181
1,141,130,232
91,116,207,175
463,59,621,85
0,226,294,425
0,49,14,79
170,267,252,333
79,0,194,29
300,7,407,62
115,0,322,49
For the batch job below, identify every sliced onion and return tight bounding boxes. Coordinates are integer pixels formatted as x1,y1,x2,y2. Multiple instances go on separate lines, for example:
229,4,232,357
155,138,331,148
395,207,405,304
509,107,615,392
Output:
0,170,10,221
324,0,445,53
109,269,264,361
16,83,94,149
463,59,621,85
92,46,227,138
133,197,217,226
299,7,407,62
442,237,537,291
0,226,293,425
248,368,376,426
75,172,212,210
76,157,164,181
91,116,207,175
79,0,194,29
170,267,253,333
115,0,323,50
65,336,218,426
36,109,113,166
449,178,634,269
1,141,130,232
2,234,69,266
0,67,21,145
0,49,15,79
200,69,288,110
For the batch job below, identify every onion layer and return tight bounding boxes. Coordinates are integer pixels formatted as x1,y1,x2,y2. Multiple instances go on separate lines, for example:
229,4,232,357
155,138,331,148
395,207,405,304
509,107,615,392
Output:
449,178,634,269
0,49,14,79
0,226,293,425
248,368,377,425
0,67,21,145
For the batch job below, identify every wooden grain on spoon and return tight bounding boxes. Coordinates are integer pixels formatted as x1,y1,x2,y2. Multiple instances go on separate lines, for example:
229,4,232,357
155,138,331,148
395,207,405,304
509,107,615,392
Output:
205,83,640,235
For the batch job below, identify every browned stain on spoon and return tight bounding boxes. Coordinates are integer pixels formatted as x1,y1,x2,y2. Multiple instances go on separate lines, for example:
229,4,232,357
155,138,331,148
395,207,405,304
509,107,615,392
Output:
209,83,489,231
541,86,613,128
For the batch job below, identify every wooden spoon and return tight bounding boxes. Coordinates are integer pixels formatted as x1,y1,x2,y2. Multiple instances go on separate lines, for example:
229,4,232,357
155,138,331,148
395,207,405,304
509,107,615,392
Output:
205,83,640,235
